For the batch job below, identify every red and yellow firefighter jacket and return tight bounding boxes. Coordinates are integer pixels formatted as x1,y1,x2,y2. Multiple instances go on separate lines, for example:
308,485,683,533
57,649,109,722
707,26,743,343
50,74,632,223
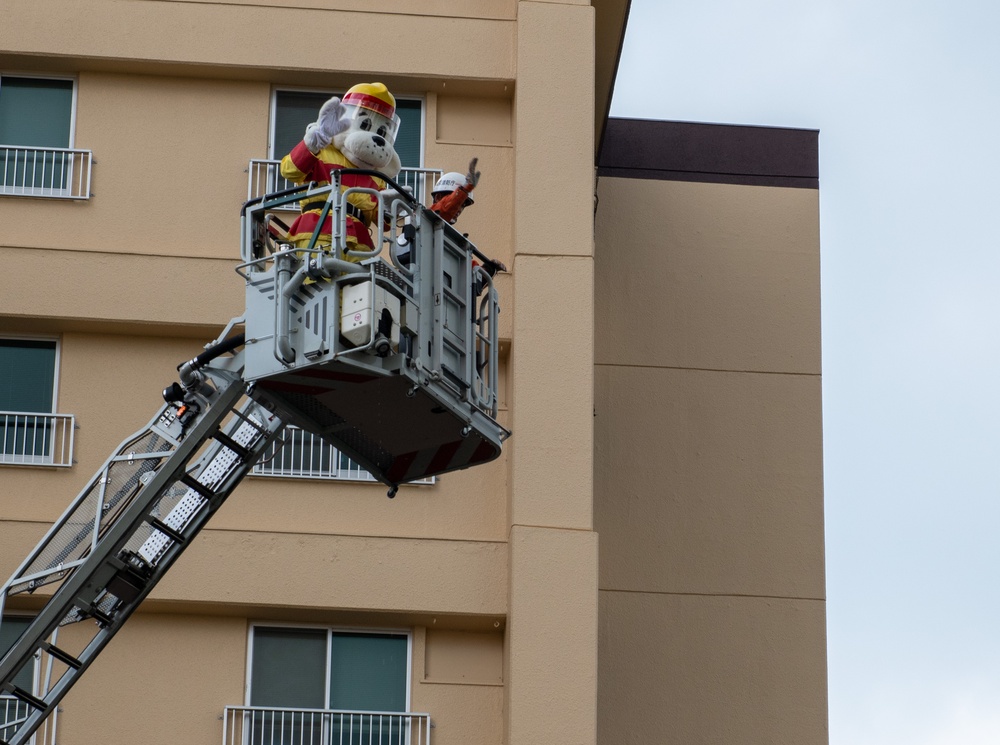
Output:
279,141,387,254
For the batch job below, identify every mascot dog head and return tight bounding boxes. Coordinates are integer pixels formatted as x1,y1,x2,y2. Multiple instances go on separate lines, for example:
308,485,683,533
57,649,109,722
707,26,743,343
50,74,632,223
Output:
304,82,401,179
336,83,402,178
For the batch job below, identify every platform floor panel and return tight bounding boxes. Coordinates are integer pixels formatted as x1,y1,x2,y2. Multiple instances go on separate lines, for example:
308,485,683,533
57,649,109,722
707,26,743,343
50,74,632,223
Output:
250,362,500,485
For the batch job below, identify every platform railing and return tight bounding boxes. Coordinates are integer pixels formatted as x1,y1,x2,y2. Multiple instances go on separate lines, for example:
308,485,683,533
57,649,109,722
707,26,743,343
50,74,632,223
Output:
222,705,431,745
247,160,441,209
0,412,75,467
0,146,93,199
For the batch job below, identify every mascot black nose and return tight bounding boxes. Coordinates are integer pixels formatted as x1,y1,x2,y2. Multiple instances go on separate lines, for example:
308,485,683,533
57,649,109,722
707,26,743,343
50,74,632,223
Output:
372,135,386,147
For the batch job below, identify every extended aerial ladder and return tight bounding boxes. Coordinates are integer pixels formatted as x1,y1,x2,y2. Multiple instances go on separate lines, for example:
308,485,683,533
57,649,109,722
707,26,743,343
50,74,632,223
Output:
0,172,509,745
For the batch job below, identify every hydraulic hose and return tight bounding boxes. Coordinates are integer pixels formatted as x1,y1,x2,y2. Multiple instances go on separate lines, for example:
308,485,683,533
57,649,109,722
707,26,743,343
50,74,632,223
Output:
192,333,246,367
178,333,246,388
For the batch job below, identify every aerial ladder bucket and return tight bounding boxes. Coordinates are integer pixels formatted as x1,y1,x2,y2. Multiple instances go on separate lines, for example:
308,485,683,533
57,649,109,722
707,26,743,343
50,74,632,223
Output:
239,171,510,496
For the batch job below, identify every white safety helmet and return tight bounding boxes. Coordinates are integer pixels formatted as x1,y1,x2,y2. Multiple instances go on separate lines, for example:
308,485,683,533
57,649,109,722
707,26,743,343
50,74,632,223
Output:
431,171,474,205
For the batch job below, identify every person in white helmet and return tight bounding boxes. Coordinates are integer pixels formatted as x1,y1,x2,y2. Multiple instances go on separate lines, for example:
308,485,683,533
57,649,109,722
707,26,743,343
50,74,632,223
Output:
430,159,479,225
430,158,507,285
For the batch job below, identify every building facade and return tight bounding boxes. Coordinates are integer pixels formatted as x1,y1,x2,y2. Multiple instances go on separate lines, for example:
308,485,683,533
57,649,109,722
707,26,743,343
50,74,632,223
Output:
0,1,826,744
596,118,827,742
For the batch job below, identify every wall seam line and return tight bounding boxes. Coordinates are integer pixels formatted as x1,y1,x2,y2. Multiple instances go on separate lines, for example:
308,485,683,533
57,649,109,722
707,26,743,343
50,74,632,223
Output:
599,587,825,602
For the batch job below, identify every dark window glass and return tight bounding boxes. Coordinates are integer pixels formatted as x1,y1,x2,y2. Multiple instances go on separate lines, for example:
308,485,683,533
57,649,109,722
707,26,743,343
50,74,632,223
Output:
0,77,73,191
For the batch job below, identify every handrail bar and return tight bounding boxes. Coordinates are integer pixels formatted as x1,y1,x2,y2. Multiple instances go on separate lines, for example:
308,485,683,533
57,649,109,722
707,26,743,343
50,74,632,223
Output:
225,705,431,717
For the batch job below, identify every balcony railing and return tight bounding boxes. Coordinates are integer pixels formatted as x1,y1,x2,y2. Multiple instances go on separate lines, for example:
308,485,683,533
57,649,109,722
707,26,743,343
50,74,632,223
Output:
0,411,75,467
0,146,93,199
252,425,432,484
223,706,431,745
1,695,57,745
0,696,28,744
247,160,442,208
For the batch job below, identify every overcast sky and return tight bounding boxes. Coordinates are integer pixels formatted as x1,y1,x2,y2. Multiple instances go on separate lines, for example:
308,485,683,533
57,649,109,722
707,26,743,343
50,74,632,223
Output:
610,1,1000,743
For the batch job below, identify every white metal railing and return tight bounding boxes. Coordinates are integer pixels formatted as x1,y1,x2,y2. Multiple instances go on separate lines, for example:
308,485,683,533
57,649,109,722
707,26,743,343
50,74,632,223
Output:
0,696,28,744
252,425,432,484
1,695,57,745
0,411,75,467
0,146,93,199
247,160,442,209
223,706,431,745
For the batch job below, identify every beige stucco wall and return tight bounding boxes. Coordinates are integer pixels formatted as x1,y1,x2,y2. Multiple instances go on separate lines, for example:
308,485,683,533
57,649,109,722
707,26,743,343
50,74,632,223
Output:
0,0,517,90
593,176,827,743
599,593,828,743
507,3,598,745
55,614,248,745
419,628,505,745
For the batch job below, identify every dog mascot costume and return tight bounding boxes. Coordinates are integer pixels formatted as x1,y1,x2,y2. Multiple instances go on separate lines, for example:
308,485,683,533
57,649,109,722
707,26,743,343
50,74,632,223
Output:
280,82,402,258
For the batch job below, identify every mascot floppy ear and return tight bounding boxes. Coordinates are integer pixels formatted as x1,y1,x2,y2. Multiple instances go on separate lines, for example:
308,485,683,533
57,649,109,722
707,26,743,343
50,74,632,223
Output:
304,96,351,154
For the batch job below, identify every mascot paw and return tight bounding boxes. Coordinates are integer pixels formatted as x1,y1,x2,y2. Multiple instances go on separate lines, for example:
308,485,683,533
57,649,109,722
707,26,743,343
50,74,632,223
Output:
318,96,349,138
304,96,349,153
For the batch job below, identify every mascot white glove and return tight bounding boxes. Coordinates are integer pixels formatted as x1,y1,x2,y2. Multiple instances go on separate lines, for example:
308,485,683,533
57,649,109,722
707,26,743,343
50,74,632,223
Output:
304,96,350,153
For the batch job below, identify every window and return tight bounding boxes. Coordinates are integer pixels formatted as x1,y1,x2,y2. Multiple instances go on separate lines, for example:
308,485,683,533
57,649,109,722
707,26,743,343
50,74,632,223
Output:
0,75,75,193
0,338,60,464
247,625,409,745
0,616,34,738
271,89,423,168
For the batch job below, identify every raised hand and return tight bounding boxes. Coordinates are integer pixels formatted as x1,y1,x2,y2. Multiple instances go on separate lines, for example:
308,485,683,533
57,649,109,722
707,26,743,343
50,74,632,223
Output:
466,157,481,189
304,96,346,153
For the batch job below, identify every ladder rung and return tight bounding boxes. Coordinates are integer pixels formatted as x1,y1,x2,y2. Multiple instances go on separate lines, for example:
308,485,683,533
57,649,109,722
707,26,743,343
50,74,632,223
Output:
149,518,186,545
212,430,251,460
179,474,215,499
7,684,46,711
41,642,82,670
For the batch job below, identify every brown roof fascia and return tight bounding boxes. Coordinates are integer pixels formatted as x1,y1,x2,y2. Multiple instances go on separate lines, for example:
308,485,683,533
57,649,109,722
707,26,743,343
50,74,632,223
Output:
598,117,820,189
